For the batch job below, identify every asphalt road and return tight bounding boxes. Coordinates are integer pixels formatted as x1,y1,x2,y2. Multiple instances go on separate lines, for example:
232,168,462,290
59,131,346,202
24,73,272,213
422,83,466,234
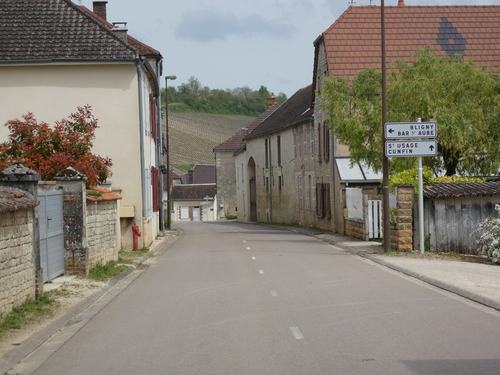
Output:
27,222,500,374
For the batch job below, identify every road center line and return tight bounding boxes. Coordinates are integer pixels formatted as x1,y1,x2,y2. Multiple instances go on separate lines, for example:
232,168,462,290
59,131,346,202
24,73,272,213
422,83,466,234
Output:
251,256,256,260
258,270,264,274
290,327,304,340
246,247,251,250
270,290,278,296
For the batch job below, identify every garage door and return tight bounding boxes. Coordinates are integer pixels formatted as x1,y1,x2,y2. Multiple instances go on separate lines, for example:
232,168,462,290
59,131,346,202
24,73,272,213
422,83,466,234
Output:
39,190,64,283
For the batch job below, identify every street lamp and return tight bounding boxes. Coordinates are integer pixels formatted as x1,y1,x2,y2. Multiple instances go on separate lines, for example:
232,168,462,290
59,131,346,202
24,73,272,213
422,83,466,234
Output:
164,75,176,230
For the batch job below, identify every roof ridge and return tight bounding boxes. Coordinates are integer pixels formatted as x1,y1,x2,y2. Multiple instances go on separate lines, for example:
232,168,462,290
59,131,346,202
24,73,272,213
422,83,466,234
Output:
63,0,139,57
79,4,161,57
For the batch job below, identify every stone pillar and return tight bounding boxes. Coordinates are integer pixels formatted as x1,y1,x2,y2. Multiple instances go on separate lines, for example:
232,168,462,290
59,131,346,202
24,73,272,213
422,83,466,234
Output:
54,168,88,275
396,184,414,251
0,163,42,297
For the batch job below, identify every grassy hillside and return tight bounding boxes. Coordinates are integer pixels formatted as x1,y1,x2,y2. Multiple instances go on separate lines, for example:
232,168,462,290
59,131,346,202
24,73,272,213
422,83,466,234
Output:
167,112,256,166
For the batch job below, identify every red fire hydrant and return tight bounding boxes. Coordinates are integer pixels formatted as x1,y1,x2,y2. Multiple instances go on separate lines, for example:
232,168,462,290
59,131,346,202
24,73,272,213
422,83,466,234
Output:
132,223,142,251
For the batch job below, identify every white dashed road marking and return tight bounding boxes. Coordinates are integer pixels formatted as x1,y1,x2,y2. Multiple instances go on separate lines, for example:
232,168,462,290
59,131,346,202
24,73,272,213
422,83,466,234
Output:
290,327,304,340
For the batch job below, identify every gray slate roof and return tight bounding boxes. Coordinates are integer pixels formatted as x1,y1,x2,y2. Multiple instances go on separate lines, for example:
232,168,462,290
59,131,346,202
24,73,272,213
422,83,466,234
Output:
244,85,313,140
424,182,500,198
0,0,138,62
213,103,280,152
171,184,217,201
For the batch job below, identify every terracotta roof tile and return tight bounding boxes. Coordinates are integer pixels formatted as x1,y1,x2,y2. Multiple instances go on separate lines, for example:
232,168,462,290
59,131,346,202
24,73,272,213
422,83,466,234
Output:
322,5,500,80
86,187,122,201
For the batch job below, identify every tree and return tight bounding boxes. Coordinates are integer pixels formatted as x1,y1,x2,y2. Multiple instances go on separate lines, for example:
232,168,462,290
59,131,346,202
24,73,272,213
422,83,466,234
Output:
320,47,500,176
162,76,288,116
0,105,112,186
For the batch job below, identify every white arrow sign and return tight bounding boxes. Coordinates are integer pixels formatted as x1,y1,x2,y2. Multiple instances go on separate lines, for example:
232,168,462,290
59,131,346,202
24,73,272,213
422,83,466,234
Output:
385,140,437,157
385,122,437,139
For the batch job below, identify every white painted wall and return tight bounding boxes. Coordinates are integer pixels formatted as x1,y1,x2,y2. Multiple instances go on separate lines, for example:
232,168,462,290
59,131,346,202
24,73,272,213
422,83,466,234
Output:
0,63,159,249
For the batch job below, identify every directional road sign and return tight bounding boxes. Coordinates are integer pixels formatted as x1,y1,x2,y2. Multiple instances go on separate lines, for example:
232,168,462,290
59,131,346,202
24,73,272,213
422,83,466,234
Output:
385,140,437,157
385,122,437,139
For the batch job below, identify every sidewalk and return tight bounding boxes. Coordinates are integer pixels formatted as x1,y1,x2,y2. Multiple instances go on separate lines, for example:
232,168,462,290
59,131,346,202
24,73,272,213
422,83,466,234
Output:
285,225,500,312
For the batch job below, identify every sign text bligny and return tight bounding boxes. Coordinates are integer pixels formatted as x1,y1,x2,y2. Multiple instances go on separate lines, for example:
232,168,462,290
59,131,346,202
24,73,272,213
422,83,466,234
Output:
395,123,435,138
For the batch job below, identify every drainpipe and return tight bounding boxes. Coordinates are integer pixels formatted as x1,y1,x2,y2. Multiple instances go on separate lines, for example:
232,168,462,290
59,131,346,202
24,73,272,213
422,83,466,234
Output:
268,136,273,223
136,57,147,223
157,60,164,232
330,131,335,232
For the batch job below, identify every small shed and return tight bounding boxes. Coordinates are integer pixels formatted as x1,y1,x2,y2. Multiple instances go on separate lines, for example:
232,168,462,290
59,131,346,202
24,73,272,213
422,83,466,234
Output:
423,181,500,254
170,184,217,221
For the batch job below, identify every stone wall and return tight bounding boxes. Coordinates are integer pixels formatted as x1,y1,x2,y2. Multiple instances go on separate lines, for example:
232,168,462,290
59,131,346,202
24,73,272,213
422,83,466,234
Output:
394,184,414,251
0,209,36,315
215,151,237,219
86,200,119,269
345,218,365,240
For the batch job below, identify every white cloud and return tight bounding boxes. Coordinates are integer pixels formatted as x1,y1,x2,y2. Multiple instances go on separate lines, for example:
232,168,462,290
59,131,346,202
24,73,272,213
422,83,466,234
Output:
174,9,295,42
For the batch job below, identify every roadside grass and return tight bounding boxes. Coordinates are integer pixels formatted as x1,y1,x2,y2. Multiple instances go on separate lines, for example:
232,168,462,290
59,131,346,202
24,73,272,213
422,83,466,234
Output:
0,293,55,337
117,249,148,265
87,261,128,282
384,249,495,264
1,251,150,342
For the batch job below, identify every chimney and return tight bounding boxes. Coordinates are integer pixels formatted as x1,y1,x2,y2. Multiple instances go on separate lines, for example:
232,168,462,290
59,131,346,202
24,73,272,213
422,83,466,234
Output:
267,93,276,108
111,22,128,44
398,0,406,6
93,1,108,20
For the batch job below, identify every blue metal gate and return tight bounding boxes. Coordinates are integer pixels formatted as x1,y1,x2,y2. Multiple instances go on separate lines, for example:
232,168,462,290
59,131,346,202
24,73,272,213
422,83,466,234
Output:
39,190,64,282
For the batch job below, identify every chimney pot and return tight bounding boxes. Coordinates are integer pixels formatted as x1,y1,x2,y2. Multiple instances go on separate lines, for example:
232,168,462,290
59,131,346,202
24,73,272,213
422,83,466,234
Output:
112,22,128,43
93,1,108,20
398,0,406,6
267,93,276,108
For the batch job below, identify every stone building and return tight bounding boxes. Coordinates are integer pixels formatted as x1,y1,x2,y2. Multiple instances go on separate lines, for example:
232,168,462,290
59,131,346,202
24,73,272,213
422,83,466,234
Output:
214,100,279,219
311,1,500,236
236,86,314,225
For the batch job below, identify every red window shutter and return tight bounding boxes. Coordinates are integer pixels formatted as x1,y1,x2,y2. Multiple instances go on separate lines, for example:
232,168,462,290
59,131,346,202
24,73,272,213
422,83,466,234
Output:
151,166,159,212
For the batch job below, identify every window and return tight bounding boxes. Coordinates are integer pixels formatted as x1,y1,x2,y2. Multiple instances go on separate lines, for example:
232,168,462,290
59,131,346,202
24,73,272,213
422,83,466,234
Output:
310,124,314,155
323,121,330,162
294,130,298,157
151,166,159,212
265,139,269,168
277,136,282,167
316,182,331,219
303,124,307,154
317,120,323,163
180,206,189,219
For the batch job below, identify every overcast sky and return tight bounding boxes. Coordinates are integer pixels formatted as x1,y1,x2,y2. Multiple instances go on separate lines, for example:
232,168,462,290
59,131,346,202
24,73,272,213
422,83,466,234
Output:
79,0,499,97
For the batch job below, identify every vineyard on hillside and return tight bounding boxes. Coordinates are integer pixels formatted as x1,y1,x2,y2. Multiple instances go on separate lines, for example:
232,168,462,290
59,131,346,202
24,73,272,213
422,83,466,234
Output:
167,112,256,166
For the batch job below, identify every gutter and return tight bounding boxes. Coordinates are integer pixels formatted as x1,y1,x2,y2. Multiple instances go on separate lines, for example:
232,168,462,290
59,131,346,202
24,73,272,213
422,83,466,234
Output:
0,59,137,65
136,57,147,219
